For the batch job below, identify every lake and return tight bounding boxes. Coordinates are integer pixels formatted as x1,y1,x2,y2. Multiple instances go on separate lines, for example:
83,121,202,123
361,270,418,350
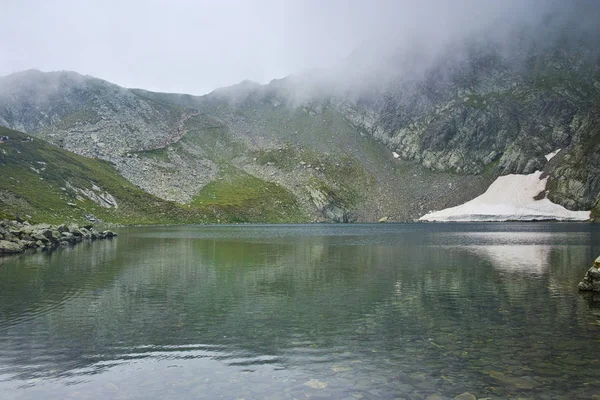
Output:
0,223,599,399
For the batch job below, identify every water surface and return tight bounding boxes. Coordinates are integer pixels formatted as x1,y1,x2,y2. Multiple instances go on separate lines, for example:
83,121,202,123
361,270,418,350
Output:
1,223,599,399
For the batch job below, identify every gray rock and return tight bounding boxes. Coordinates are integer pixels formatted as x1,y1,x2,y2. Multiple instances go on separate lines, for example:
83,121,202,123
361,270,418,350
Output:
70,229,83,237
50,230,62,242
578,256,600,291
33,233,49,244
85,214,100,223
308,185,355,223
56,224,69,233
61,232,76,244
68,223,81,233
0,240,23,254
79,228,92,239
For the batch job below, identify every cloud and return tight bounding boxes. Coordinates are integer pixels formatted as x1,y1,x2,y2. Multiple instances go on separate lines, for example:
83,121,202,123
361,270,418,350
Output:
0,0,596,95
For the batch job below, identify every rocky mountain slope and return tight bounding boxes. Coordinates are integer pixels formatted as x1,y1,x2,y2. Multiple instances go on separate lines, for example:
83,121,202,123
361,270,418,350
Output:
0,3,599,223
0,126,305,224
339,36,600,214
1,71,494,223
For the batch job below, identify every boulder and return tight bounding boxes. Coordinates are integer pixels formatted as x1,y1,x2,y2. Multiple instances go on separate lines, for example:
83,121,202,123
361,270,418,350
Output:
70,229,83,237
33,233,50,244
0,240,23,254
57,224,69,233
578,256,600,292
50,230,62,242
61,232,76,244
79,228,92,239
19,240,35,249
9,229,23,238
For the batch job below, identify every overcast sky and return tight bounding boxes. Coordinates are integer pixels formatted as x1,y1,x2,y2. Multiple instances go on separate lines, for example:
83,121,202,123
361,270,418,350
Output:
0,0,565,95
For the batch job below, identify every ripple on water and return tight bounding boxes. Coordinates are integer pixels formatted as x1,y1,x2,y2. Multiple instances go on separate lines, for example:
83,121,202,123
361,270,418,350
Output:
0,223,600,399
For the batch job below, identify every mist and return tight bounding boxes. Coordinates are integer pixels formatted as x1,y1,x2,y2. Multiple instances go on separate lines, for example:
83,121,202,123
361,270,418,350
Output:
0,0,597,96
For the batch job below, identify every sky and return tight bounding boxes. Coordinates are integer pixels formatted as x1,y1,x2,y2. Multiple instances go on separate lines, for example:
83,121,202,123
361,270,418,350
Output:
0,0,569,95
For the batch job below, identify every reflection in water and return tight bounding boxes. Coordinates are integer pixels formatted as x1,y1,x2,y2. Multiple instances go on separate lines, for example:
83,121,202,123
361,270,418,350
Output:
0,223,599,399
463,245,552,273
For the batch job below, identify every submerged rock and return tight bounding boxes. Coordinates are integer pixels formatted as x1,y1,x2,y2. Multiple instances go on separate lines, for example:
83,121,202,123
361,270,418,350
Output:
578,256,600,292
304,379,328,390
488,370,541,390
454,393,477,400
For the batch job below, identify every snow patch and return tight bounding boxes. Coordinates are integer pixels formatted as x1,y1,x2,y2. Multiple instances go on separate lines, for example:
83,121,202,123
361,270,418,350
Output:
545,149,561,161
420,171,590,222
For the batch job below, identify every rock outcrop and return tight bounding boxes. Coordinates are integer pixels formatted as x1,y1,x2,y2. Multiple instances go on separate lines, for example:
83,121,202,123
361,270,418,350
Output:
0,220,117,255
308,185,355,223
577,256,600,291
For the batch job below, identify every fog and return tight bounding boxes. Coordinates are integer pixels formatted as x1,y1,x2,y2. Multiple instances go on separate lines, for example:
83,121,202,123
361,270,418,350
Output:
0,0,595,95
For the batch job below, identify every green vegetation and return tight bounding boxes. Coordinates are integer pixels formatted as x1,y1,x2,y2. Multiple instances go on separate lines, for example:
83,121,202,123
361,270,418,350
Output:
0,126,307,224
250,142,373,210
252,145,298,172
591,204,600,220
138,115,246,165
0,126,210,224
191,169,307,223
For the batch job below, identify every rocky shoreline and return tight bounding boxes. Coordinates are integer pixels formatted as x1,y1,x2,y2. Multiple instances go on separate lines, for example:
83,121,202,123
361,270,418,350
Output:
0,220,117,255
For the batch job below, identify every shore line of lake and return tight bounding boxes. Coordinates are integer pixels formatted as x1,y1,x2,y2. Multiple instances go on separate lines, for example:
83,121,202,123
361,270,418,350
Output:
0,220,117,255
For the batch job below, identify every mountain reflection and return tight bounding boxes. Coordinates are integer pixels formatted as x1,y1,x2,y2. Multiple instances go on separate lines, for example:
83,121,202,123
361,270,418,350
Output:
0,224,599,399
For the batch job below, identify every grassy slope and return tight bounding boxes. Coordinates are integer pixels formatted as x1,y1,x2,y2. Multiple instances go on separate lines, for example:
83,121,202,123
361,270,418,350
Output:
208,100,379,206
130,114,310,222
192,169,306,223
0,126,308,224
0,126,206,224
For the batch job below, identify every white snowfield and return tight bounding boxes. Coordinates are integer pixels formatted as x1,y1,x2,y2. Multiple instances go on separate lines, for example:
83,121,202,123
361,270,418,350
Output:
420,170,590,222
545,149,561,161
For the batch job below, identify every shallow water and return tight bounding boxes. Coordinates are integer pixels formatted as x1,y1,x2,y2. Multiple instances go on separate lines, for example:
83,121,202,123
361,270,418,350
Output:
0,223,599,399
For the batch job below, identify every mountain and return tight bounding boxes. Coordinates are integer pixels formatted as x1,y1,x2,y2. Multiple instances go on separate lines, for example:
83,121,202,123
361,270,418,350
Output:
1,2,599,223
0,126,306,224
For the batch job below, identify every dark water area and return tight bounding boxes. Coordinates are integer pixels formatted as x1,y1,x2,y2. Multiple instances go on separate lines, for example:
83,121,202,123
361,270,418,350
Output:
0,223,600,399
